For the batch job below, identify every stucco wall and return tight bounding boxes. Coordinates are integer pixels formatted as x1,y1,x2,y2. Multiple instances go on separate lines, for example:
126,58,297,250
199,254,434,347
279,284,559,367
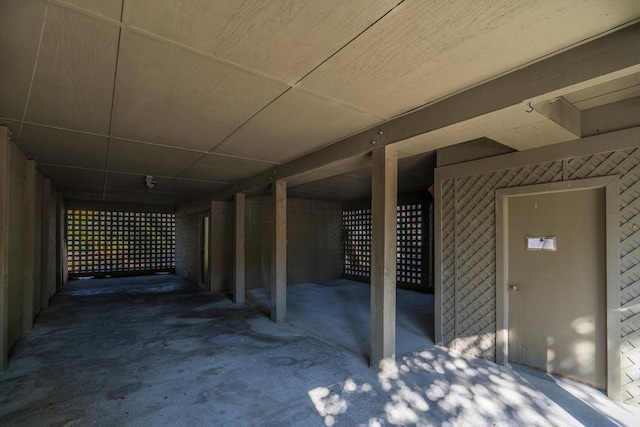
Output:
7,138,27,349
0,128,62,370
175,204,205,284
244,196,343,288
177,196,343,293
435,127,640,404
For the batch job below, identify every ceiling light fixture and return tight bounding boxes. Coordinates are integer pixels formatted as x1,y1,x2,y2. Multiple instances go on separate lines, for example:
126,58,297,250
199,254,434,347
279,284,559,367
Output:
145,175,157,189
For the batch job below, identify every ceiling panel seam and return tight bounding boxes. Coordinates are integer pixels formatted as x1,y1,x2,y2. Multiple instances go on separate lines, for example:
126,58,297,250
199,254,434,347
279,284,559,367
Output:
17,2,49,140
291,0,405,85
3,118,105,138
288,86,389,121
49,0,122,27
206,23,640,201
38,162,230,185
389,17,640,123
110,136,280,164
1,117,280,164
126,26,295,88
102,0,128,201
205,0,405,155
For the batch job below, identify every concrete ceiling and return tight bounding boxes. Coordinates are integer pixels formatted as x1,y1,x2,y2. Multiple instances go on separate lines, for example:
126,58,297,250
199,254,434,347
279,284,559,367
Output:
1,1,639,205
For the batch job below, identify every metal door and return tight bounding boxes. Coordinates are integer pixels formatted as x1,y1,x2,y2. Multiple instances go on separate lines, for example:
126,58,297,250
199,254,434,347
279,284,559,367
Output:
507,188,606,388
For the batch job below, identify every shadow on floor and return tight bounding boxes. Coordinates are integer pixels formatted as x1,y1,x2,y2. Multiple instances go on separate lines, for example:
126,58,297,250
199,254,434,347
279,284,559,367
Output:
2,275,638,426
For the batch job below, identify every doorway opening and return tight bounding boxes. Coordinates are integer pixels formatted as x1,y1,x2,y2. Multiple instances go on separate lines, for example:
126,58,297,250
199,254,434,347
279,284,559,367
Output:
199,214,210,290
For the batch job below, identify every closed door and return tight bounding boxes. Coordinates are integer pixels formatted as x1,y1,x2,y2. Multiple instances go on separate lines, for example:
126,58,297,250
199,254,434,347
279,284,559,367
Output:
507,188,606,388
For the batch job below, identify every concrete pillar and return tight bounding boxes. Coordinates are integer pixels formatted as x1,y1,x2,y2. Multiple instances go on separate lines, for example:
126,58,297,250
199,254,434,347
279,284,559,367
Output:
22,161,37,332
234,193,246,304
370,145,398,374
0,128,10,372
56,195,65,292
271,180,287,323
41,179,52,310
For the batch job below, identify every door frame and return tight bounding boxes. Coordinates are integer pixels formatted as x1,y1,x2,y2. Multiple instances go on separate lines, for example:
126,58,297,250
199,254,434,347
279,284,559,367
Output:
197,213,211,291
495,176,621,400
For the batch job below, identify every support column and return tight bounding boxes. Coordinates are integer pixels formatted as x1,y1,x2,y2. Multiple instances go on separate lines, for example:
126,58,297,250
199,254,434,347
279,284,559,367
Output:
370,145,398,374
41,179,51,310
22,161,37,332
271,180,287,323
56,195,64,293
234,193,246,304
0,129,10,372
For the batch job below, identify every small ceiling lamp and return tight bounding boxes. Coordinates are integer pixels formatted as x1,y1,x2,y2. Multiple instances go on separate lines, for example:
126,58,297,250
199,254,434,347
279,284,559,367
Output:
145,175,157,189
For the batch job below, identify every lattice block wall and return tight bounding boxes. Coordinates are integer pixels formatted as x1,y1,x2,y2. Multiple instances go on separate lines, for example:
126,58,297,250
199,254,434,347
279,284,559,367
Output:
67,210,175,277
439,146,640,404
343,201,427,288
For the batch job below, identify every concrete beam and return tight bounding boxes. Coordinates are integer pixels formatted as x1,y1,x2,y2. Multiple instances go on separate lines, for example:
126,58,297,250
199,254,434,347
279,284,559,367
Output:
370,145,398,374
208,24,640,201
271,181,287,323
234,193,246,304
0,128,10,372
532,97,581,137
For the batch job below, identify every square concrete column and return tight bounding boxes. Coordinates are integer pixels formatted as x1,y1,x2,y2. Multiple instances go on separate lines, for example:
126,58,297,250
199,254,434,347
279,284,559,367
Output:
41,179,52,310
0,128,10,372
370,145,398,374
22,161,37,332
234,193,246,304
271,180,287,323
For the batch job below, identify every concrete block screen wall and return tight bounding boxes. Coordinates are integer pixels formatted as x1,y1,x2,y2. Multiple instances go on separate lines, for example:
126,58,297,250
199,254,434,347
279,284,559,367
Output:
434,127,640,404
343,193,434,292
66,209,176,278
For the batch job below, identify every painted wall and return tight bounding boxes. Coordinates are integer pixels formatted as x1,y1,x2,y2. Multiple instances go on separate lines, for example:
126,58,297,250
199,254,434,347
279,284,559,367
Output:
435,126,640,404
176,196,343,293
210,201,233,292
175,203,208,285
43,182,58,302
0,128,61,371
243,196,343,289
7,137,26,349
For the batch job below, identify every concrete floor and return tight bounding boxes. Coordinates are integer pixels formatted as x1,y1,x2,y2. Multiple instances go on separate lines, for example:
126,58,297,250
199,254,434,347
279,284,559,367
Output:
1,275,639,426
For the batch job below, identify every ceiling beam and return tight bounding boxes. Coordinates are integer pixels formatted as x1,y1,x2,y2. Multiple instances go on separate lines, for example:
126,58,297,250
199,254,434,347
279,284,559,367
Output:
532,97,582,138
208,23,640,201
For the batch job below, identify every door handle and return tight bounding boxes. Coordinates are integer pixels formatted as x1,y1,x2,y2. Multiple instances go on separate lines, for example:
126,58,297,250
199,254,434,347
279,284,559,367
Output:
509,285,520,291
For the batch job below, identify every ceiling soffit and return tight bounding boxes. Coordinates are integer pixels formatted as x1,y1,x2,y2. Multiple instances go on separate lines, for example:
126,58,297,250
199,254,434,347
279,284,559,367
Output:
26,3,119,134
0,1,639,204
300,0,640,118
110,31,289,152
127,0,400,84
212,88,382,163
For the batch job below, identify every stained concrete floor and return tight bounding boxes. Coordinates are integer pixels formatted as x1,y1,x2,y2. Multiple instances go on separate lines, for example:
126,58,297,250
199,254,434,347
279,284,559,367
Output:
1,275,639,426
